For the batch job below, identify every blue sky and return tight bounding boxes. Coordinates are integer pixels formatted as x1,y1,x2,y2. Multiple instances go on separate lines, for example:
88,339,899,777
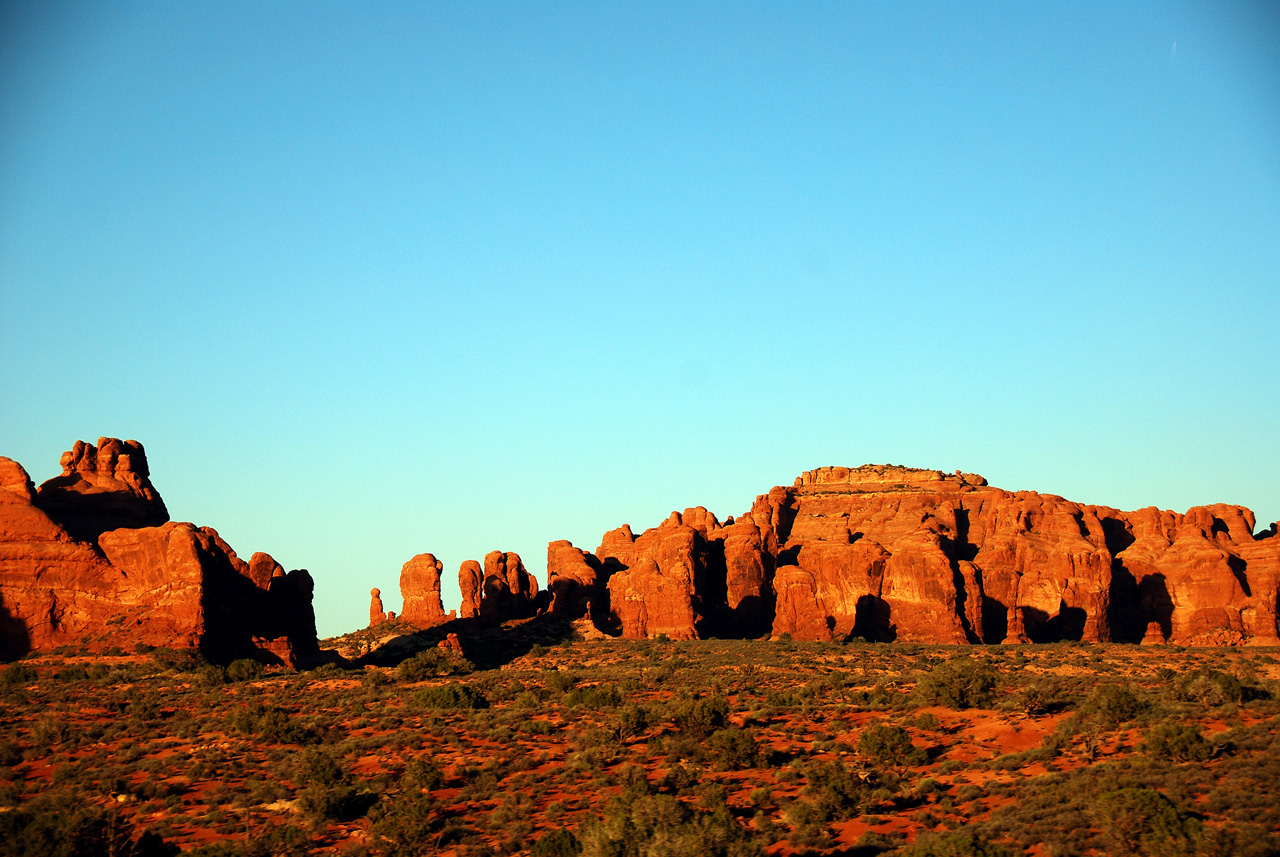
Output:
3,2,1278,637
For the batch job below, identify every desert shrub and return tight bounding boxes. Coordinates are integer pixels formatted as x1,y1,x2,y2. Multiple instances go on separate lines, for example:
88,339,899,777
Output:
1094,787,1201,856
798,759,879,823
0,664,36,687
53,665,89,682
362,668,392,688
397,650,474,682
911,712,942,731
1140,723,1212,763
702,727,762,771
413,683,488,710
577,792,762,857
674,695,729,738
149,648,204,672
402,758,444,791
915,659,998,709
564,684,622,709
896,831,1016,856
196,665,227,687
1018,676,1076,716
1080,683,1148,728
228,704,320,745
858,723,927,768
295,749,372,822
530,828,581,857
545,670,577,694
367,789,441,857
226,658,264,683
616,703,651,739
1168,668,1252,707
0,796,177,857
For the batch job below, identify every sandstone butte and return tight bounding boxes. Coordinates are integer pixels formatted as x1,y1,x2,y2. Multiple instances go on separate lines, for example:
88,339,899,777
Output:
528,465,1280,647
0,439,319,666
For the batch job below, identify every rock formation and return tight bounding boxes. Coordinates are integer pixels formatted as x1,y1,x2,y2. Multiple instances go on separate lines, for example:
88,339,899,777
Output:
370,588,386,627
479,550,538,623
458,560,483,619
399,553,447,627
0,440,319,665
544,464,1280,646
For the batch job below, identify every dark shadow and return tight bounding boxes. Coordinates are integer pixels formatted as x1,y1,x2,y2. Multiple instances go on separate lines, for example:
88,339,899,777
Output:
1107,560,1144,643
982,596,1008,643
950,561,981,643
1025,600,1086,643
355,612,586,671
776,545,802,567
851,594,895,642
950,507,979,562
0,592,31,662
1100,515,1136,555
1227,554,1251,597
1137,573,1175,640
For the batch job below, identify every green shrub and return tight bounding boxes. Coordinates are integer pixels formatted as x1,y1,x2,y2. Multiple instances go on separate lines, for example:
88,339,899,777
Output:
702,727,762,771
616,703,651,740
1080,683,1147,728
412,683,488,710
896,831,1016,856
295,749,371,822
530,829,581,857
915,659,998,709
858,723,927,768
1140,723,1212,762
226,659,265,683
1094,787,1201,856
397,650,473,682
0,664,36,687
674,695,729,738
564,685,622,709
367,790,440,857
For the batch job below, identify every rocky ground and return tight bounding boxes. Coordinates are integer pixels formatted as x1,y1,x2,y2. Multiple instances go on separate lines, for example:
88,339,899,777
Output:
2,626,1279,856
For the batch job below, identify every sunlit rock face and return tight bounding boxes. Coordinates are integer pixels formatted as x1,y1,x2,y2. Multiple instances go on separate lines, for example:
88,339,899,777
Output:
550,464,1280,647
0,440,319,666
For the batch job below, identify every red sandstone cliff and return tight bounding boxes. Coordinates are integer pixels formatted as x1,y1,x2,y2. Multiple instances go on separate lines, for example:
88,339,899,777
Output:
547,464,1280,646
0,440,319,665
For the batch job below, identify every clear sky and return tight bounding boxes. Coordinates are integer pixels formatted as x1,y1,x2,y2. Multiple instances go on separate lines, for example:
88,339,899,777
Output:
2,2,1278,638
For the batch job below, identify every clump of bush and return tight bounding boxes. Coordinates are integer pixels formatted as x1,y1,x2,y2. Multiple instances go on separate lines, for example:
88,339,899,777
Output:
896,831,1016,856
701,727,762,771
396,650,474,682
1140,723,1212,762
295,749,374,822
412,683,488,710
858,723,927,768
674,695,729,738
1094,787,1201,857
915,658,998,709
1080,683,1148,728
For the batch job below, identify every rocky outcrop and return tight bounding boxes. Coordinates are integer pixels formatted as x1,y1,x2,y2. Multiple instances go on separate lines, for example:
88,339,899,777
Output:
546,540,601,618
399,553,448,627
480,550,538,623
370,589,386,627
458,560,483,619
551,464,1280,646
33,438,169,542
0,440,319,665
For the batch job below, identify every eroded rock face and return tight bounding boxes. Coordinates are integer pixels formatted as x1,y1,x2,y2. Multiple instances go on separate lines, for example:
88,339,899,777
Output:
33,438,169,542
458,560,483,619
562,464,1280,646
546,539,600,618
479,550,538,623
0,441,319,665
399,553,447,627
370,589,386,627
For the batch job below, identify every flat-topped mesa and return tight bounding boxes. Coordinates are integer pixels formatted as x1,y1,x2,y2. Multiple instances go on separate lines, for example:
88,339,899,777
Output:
0,439,320,665
795,465,988,491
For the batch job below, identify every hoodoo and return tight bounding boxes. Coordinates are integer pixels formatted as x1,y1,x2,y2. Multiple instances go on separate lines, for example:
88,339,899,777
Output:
0,439,320,665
